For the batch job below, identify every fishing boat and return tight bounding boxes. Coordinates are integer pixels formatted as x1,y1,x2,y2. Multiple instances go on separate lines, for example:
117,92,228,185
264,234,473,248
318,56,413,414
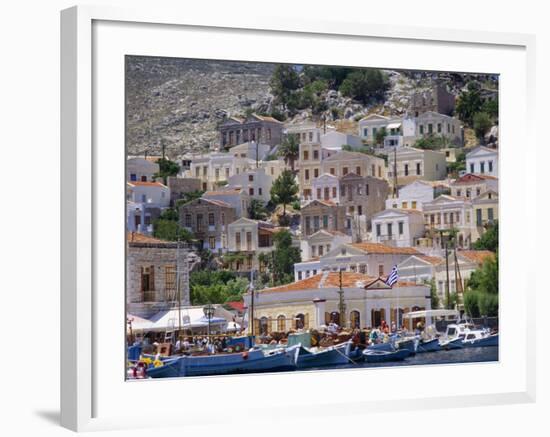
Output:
416,338,441,353
395,337,418,354
366,342,395,352
363,348,411,363
147,345,300,378
295,341,356,369
140,357,182,378
461,331,499,347
439,337,463,350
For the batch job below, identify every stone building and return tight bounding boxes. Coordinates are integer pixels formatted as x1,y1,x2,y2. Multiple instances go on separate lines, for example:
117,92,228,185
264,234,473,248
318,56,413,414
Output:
300,199,347,237
178,197,237,252
166,176,202,205
126,232,195,318
409,84,455,116
338,173,390,222
219,113,283,149
244,272,431,332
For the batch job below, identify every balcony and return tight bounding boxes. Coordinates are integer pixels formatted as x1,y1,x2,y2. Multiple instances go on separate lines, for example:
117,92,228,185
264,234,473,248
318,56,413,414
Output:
384,135,403,148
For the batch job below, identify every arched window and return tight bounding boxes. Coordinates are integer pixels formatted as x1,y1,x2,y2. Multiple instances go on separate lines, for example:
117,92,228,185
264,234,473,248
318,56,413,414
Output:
277,315,286,332
330,311,340,326
295,313,305,330
259,317,269,335
350,310,361,329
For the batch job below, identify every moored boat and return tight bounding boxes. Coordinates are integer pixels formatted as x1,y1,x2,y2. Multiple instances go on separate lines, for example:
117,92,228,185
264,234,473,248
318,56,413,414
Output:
363,348,411,363
439,337,463,350
296,341,354,369
462,332,499,348
416,338,441,353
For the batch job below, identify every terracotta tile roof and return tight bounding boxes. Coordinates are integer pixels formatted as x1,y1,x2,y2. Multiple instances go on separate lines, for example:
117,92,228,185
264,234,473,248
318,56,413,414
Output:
458,250,496,264
127,181,166,187
225,301,245,312
452,173,498,185
349,242,420,255
262,272,376,293
203,188,242,196
261,272,424,293
127,232,169,244
417,255,444,265
200,198,233,208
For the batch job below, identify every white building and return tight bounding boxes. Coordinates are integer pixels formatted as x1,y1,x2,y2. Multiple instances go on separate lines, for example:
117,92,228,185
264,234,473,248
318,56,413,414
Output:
127,157,160,182
229,141,271,162
186,152,253,191
413,111,462,145
422,195,473,249
371,209,426,247
385,180,436,211
311,173,340,203
126,181,170,207
449,173,498,199
227,167,273,203
294,242,420,281
320,130,363,150
284,121,324,145
465,146,498,177
387,146,447,186
202,188,251,218
299,229,352,263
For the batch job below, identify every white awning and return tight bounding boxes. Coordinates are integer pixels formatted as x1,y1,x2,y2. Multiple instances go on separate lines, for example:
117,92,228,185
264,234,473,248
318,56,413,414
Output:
403,309,460,319
386,122,402,129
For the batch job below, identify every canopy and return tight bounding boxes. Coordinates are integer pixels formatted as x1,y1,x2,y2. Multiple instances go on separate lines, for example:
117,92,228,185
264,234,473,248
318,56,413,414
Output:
386,122,402,130
225,321,242,332
403,309,459,319
127,314,154,332
131,306,235,332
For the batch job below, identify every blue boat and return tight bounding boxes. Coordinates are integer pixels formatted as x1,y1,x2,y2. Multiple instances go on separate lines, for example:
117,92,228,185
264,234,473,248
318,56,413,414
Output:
143,357,182,378
416,338,441,353
440,337,463,350
157,346,299,378
296,341,355,369
395,337,417,354
363,348,411,363
462,332,499,348
366,342,395,352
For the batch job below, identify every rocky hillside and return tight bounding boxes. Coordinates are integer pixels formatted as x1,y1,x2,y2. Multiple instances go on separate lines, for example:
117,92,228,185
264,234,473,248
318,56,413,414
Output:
126,56,275,156
126,57,498,156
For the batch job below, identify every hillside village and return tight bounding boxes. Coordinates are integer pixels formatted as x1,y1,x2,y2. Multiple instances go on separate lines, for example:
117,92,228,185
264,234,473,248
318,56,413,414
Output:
126,64,499,335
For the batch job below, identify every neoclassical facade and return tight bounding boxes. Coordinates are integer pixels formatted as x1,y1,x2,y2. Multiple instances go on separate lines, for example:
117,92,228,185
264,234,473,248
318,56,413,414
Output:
244,272,431,332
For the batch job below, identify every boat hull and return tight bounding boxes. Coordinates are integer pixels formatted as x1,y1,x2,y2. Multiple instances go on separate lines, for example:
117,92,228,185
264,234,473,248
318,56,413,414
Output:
416,338,441,353
144,358,182,378
296,342,353,369
363,349,411,363
440,337,463,350
366,342,395,352
462,334,499,348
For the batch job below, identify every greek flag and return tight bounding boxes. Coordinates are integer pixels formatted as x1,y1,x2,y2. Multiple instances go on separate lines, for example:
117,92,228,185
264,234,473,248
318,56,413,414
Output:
385,265,399,287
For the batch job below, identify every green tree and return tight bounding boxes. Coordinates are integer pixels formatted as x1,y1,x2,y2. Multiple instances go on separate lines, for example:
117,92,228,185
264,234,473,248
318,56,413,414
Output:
152,219,193,242
473,112,493,144
248,199,268,221
468,254,498,296
175,190,204,207
463,290,481,318
447,149,467,176
473,221,498,252
262,229,301,286
270,169,299,216
374,127,388,146
482,97,499,119
270,65,301,110
455,82,483,126
278,135,299,171
426,278,440,309
339,69,389,104
154,158,180,184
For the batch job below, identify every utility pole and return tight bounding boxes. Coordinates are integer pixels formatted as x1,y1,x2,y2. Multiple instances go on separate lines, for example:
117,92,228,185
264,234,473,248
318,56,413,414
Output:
443,232,451,309
393,146,398,198
338,269,346,328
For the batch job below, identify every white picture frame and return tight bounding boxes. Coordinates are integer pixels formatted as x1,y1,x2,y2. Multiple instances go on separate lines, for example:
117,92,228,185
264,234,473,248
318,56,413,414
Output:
61,5,536,432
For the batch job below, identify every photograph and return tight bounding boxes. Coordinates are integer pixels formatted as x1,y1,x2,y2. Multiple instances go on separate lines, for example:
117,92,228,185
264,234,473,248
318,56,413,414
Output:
125,56,499,379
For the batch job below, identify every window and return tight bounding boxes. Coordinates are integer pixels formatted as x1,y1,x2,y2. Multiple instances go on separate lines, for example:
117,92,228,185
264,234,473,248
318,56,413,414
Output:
313,150,319,160
130,173,137,181
358,205,363,215
330,167,335,175
416,162,421,175
311,245,316,256
258,188,262,196
356,166,361,175
387,223,393,237
305,169,310,180
305,216,311,233
378,166,382,178
343,167,349,175
249,187,254,196
363,128,368,137
488,161,493,172
246,232,252,250
209,236,216,249
366,184,369,195
402,201,408,209
314,168,319,178
456,189,461,197
208,213,215,226
341,185,346,196
470,163,475,173
203,166,207,176
235,232,241,250
195,213,203,232
488,208,494,222
332,187,337,198
215,168,220,180
447,124,451,133
376,223,381,237
164,265,176,296
225,167,230,179
378,265,384,276
466,189,471,198
476,188,481,197
476,209,483,226
398,221,404,235
428,123,433,134
373,127,378,137
371,164,375,176
141,194,147,203
185,214,192,227
322,215,329,228
404,164,409,176
324,187,330,200
411,201,417,209
357,185,362,195
195,167,200,177
303,150,309,160
298,271,302,280
221,213,225,226
277,315,286,332
140,266,155,299
480,161,485,173
248,174,254,182
313,216,320,231
437,123,442,133
318,245,324,256
419,125,424,135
